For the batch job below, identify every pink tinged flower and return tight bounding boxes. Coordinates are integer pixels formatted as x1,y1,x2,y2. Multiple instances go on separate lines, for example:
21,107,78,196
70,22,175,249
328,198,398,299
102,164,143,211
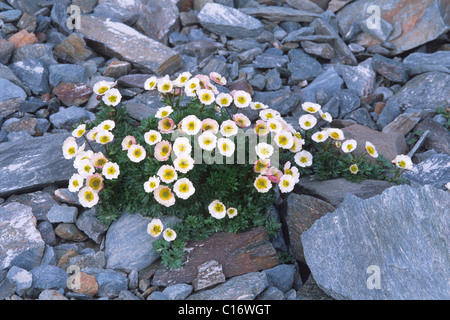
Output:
254,159,270,175
233,113,251,128
153,185,176,207
195,74,212,90
158,117,176,134
209,72,227,86
254,120,269,137
266,166,282,184
86,173,104,193
91,152,108,168
201,118,219,134
121,135,137,151
154,140,172,162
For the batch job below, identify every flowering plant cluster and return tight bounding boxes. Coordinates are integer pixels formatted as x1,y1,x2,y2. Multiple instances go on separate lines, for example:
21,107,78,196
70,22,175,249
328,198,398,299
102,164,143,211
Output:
62,72,413,269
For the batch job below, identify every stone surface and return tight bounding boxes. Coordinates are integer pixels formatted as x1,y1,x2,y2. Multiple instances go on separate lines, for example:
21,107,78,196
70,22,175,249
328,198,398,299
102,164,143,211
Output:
198,3,264,38
240,6,320,23
296,276,333,300
105,212,180,272
297,175,397,207
403,153,450,190
403,51,450,76
55,223,88,242
413,117,450,156
0,203,45,272
187,272,269,300
382,113,421,136
0,39,14,64
49,64,87,88
152,227,279,287
52,83,93,107
0,78,27,102
49,106,95,129
79,15,183,75
192,260,226,291
71,271,99,296
336,0,450,55
38,289,68,300
5,190,59,221
75,207,108,244
302,184,450,300
257,285,285,300
262,264,296,293
378,72,450,129
6,266,32,296
341,124,408,162
372,54,409,83
335,58,376,97
7,30,37,49
162,284,193,300
286,194,335,263
53,33,92,63
82,268,128,298
0,134,75,197
30,265,68,291
46,205,78,223
298,66,344,103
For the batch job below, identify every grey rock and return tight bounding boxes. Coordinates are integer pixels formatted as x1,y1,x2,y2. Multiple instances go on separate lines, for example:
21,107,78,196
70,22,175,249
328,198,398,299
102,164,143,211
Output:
360,17,393,41
128,269,138,291
169,31,189,46
0,39,14,64
18,97,47,113
273,26,287,41
50,0,72,35
38,289,68,300
162,284,193,300
0,79,27,102
192,260,226,291
297,176,396,207
240,6,320,23
117,74,153,89
187,272,269,300
37,221,57,246
45,204,78,224
298,66,344,103
335,58,376,97
301,40,336,60
30,265,68,291
49,106,96,130
252,88,300,117
0,10,22,22
346,108,379,130
40,245,56,266
92,2,139,25
265,69,282,91
75,207,108,244
253,54,290,69
348,43,365,54
147,291,167,300
69,249,106,270
321,96,340,118
287,49,322,84
257,285,285,300
378,72,450,128
49,64,87,88
266,206,287,253
201,57,228,79
0,278,16,300
198,3,264,38
296,276,333,300
403,154,450,190
0,98,20,118
403,51,450,76
105,212,180,272
262,264,295,293
6,266,32,296
118,290,140,300
237,47,263,64
248,74,266,91
53,243,85,262
126,91,166,122
0,133,76,198
367,44,391,55
0,203,45,272
302,184,450,299
0,64,30,95
372,54,409,83
282,27,315,43
82,268,128,298
333,89,360,118
5,190,59,221
12,44,56,65
414,117,450,155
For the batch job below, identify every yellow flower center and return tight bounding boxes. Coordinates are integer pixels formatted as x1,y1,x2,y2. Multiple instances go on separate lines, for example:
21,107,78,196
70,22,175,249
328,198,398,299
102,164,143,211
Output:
161,111,168,117
347,144,353,151
367,146,374,154
237,96,246,104
95,158,106,166
162,84,170,91
202,93,211,101
283,180,290,187
108,167,115,175
160,189,171,200
99,86,108,94
398,161,406,168
300,157,307,163
68,147,76,155
279,136,288,145
214,203,224,212
220,98,229,105
162,119,172,129
109,96,117,103
163,169,174,179
304,121,311,127
134,149,142,157
152,225,161,233
84,191,93,201
331,132,339,139
161,146,169,155
84,165,91,172
90,178,101,190
222,143,229,151
257,179,267,188
179,183,188,192
100,136,109,143
72,180,79,187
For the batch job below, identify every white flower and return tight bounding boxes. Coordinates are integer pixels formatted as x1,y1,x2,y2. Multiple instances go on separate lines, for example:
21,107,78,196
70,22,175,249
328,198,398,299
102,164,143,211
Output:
144,76,158,90
68,174,84,192
144,130,162,146
311,130,329,143
173,156,195,174
254,175,272,193
98,120,115,131
299,114,317,130
279,174,295,193
260,109,280,121
185,78,200,96
144,176,160,193
318,110,332,122
102,88,122,106
102,162,120,180
284,161,300,183
392,154,413,170
365,141,378,158
208,200,226,219
181,115,202,136
210,72,227,86
198,131,217,151
226,207,238,218
157,165,178,183
233,90,251,108
95,130,114,145
220,120,238,138
255,142,274,160
215,93,233,107
274,130,294,149
173,178,195,200
147,219,163,237
73,150,93,169
78,187,99,208
77,159,95,178
342,139,357,153
62,136,80,159
163,228,177,242
250,102,268,110
86,126,100,142
155,106,174,119
294,150,313,167
174,72,191,87
349,164,359,175
217,138,235,157
197,89,215,105
127,144,146,163
267,118,282,133
157,75,173,93
302,102,321,114
154,186,176,207
327,128,345,140
173,137,192,157
93,80,112,95
72,124,86,138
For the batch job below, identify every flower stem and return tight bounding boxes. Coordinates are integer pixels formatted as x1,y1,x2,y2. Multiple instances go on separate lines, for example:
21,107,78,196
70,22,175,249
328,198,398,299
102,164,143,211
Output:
83,135,95,152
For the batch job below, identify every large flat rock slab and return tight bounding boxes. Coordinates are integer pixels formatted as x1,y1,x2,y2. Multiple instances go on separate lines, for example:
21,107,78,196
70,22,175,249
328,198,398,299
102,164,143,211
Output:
0,133,76,198
79,15,183,75
302,184,450,300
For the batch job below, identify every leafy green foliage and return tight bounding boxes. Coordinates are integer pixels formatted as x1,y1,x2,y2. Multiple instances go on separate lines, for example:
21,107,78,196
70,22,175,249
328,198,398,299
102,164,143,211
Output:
435,107,450,131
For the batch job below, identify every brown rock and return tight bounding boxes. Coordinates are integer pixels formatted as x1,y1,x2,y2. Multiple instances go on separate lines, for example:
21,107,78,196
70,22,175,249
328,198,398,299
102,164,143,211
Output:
0,98,20,118
7,30,38,49
382,113,421,136
341,123,408,162
374,102,386,114
2,118,38,136
55,223,88,242
57,249,79,270
151,227,280,286
286,194,336,263
228,80,253,96
52,82,93,107
54,33,92,63
72,272,99,296
102,60,131,79
414,117,450,155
